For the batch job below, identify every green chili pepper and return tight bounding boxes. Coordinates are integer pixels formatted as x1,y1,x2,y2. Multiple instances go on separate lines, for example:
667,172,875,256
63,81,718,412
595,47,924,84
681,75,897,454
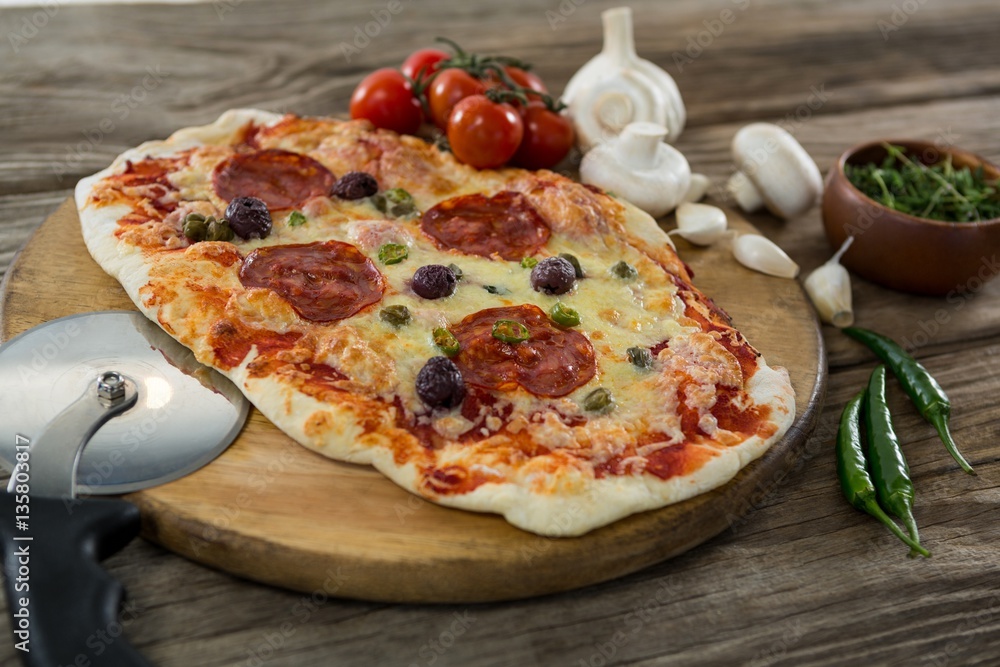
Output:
610,260,638,280
492,319,529,344
844,326,974,474
583,387,614,413
836,390,930,557
432,327,460,356
288,210,307,227
865,365,927,557
380,305,411,327
378,243,408,265
627,346,653,370
520,257,538,269
549,302,581,327
558,253,584,278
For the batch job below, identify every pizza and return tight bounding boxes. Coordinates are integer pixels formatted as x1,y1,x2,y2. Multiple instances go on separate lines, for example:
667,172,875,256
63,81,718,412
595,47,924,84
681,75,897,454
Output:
75,109,794,537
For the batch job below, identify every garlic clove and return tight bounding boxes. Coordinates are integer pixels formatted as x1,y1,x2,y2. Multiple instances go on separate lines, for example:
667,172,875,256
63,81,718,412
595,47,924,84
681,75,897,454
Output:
732,234,799,278
674,202,727,246
804,237,855,327
682,173,711,203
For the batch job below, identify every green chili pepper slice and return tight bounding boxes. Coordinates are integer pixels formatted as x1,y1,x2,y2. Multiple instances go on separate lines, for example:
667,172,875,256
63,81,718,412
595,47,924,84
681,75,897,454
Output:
378,243,409,265
610,260,638,280
627,346,653,370
520,256,539,269
373,187,417,217
492,319,529,343
865,365,926,556
583,387,614,413
836,390,930,557
433,327,460,356
288,210,307,227
843,326,973,474
380,305,411,327
549,302,581,327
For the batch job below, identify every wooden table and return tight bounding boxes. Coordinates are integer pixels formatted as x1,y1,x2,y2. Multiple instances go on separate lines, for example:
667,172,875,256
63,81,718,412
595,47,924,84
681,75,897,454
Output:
1,0,998,664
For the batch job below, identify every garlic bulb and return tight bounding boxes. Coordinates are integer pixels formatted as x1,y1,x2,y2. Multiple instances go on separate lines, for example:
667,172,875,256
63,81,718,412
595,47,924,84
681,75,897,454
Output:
733,234,799,278
580,121,690,218
804,236,855,327
672,202,727,246
562,7,686,151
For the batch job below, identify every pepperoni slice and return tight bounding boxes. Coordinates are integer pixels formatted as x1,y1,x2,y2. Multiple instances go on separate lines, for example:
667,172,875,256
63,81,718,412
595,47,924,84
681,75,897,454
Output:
213,148,335,210
421,191,550,261
451,305,595,397
239,241,385,322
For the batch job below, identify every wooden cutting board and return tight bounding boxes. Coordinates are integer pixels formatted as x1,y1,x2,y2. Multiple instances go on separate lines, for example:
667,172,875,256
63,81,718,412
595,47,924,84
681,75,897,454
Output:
0,199,825,603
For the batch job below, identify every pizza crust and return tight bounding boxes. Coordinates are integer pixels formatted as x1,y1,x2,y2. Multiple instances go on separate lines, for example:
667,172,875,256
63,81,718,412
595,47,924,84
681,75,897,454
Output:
76,109,797,537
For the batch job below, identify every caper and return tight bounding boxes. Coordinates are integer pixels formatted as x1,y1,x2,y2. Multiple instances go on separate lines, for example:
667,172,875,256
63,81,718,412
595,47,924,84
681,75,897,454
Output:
448,263,464,281
182,213,208,241
583,387,614,414
558,253,584,279
627,346,654,370
205,217,234,242
373,187,417,217
380,305,411,328
610,260,638,280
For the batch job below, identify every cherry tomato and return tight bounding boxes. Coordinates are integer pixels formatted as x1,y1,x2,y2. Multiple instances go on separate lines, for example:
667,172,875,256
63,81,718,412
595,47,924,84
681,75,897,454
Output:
350,68,423,135
511,102,574,170
504,66,547,95
401,48,449,84
447,95,524,169
427,69,486,129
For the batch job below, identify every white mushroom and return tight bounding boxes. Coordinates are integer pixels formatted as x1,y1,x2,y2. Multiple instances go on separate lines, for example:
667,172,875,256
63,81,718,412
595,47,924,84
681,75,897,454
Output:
732,234,799,278
671,202,728,246
726,123,823,219
580,121,691,219
681,173,711,203
804,236,855,327
562,7,686,151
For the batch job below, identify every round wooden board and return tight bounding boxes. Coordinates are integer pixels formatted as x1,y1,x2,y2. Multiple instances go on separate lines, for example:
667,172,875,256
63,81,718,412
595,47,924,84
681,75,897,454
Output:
0,199,825,603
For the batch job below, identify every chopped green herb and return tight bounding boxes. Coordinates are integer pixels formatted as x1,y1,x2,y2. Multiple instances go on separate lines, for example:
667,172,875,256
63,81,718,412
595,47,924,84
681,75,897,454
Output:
610,260,638,280
520,256,539,269
549,302,581,327
378,243,409,265
288,211,307,227
373,188,417,218
845,143,1000,222
492,319,530,344
380,305,411,327
432,327,460,356
483,285,510,295
558,253,584,278
583,388,614,414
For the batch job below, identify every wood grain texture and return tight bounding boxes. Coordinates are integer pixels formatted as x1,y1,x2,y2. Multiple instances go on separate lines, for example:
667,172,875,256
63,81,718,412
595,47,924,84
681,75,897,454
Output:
0,0,999,664
0,199,824,603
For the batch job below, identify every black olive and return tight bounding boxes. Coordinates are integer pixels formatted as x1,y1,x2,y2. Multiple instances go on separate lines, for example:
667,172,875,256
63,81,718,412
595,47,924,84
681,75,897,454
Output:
416,356,466,409
530,256,576,295
225,196,272,239
411,264,457,300
331,171,378,200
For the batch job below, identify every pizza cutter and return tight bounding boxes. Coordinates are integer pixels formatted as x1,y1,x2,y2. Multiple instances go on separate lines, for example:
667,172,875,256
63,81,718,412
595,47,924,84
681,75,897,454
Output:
0,311,249,666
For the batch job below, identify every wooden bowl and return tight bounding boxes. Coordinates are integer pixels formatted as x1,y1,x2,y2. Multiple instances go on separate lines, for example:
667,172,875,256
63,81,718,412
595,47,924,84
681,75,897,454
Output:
821,139,1000,295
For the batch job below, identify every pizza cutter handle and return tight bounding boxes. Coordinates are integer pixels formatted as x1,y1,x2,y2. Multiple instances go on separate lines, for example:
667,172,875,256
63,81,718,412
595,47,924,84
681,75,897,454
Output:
0,491,154,667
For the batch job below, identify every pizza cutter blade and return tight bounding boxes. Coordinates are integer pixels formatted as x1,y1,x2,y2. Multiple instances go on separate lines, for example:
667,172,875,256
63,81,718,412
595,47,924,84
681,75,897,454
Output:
0,311,249,666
